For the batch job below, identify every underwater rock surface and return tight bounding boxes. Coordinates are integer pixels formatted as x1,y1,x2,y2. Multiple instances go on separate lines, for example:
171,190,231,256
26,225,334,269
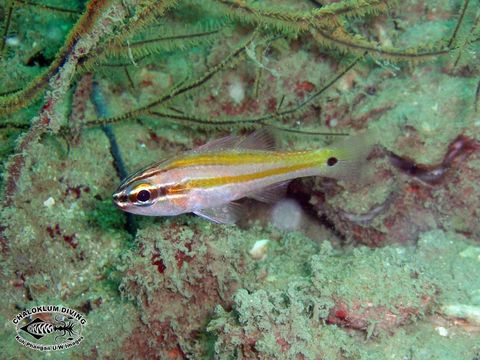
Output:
1,0,479,359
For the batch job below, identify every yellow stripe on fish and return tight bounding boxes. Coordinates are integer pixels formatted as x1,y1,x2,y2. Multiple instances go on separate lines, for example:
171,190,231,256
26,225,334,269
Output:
188,163,316,188
186,151,337,188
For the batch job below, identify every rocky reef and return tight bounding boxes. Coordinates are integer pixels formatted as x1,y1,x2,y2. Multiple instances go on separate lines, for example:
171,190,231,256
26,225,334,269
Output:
1,0,479,359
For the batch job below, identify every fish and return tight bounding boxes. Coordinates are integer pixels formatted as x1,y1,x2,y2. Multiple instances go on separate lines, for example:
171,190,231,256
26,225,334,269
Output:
113,128,373,224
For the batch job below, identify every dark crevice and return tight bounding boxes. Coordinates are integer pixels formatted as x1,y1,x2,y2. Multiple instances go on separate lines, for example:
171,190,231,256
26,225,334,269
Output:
288,179,346,242
25,51,53,67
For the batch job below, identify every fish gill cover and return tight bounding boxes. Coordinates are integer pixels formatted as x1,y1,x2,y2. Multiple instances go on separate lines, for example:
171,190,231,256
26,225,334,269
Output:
0,0,479,358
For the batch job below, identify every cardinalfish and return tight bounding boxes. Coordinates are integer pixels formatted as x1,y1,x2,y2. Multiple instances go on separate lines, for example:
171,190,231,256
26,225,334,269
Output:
113,129,373,224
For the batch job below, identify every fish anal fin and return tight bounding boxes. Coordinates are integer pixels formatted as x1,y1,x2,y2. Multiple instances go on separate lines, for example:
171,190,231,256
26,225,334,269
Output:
247,180,290,203
236,127,277,151
193,202,244,225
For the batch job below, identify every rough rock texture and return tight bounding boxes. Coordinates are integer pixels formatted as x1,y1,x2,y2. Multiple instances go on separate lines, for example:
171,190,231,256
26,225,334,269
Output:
1,0,479,359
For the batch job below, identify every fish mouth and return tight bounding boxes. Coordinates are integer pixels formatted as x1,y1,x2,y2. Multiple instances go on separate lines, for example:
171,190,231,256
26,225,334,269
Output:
112,191,128,209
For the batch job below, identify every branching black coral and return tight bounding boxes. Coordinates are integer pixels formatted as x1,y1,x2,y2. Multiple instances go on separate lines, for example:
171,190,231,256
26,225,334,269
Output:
215,0,389,35
0,0,472,118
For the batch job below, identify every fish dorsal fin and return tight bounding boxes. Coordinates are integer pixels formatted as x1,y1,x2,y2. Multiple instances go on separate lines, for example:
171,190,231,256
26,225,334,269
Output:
194,128,277,153
195,135,241,152
247,180,290,203
236,127,277,151
193,202,244,225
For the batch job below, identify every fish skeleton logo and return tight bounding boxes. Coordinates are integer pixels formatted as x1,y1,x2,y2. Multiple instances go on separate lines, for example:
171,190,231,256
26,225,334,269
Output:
12,305,86,351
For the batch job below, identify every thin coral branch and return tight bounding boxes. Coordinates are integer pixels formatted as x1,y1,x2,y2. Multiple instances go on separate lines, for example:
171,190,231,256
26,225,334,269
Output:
475,79,480,112
0,87,23,97
452,12,480,68
14,0,82,15
268,125,349,137
313,28,450,62
123,67,135,90
448,0,471,48
148,110,264,127
93,55,149,68
0,0,14,57
149,111,349,137
125,29,223,49
294,54,362,109
83,27,223,69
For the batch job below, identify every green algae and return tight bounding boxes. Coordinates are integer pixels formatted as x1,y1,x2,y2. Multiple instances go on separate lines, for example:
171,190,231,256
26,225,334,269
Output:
416,230,480,307
366,69,479,162
208,229,480,359
1,0,480,358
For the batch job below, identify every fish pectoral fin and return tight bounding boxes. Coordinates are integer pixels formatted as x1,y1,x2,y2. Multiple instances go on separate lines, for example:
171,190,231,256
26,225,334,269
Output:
193,202,244,225
247,180,290,203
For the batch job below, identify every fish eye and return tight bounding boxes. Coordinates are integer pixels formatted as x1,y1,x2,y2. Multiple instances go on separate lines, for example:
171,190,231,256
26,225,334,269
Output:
137,189,151,202
327,157,338,166
129,183,157,205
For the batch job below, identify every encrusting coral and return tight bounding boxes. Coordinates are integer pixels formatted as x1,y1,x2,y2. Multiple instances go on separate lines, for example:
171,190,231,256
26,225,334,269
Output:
1,0,480,358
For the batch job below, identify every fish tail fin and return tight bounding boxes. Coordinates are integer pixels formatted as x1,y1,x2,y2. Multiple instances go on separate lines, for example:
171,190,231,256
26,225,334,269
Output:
320,130,376,182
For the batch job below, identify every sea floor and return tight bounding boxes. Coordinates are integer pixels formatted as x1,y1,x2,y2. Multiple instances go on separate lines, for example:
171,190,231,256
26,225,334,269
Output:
1,0,479,359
